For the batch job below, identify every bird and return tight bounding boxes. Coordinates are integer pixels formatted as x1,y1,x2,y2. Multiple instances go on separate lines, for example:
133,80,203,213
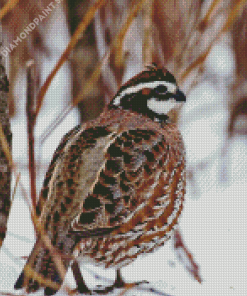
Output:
14,65,186,295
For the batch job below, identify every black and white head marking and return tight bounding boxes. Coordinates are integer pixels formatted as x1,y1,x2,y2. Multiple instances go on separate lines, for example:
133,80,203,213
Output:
109,67,186,121
112,80,176,107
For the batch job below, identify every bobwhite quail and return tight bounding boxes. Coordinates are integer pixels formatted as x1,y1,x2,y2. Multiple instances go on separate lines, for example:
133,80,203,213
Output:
15,65,186,295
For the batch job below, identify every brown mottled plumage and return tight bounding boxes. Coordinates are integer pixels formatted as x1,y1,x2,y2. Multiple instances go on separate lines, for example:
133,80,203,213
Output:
15,65,186,295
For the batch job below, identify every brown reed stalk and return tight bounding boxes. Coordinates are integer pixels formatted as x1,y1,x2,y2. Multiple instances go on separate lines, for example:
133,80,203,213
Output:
142,0,153,66
39,0,147,145
180,0,247,83
25,60,70,292
26,60,37,209
34,0,107,118
0,0,19,19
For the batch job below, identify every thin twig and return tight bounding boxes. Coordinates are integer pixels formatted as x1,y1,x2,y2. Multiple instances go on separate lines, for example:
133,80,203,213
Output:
114,0,147,68
39,0,147,145
0,123,12,166
142,0,153,66
118,283,173,296
25,209,69,292
181,0,247,82
11,172,20,202
26,60,37,209
0,292,26,296
200,0,222,29
173,229,203,283
0,0,19,20
34,0,107,118
25,61,68,293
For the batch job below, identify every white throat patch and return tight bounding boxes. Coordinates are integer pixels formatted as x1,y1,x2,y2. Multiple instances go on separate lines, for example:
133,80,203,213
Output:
147,98,177,115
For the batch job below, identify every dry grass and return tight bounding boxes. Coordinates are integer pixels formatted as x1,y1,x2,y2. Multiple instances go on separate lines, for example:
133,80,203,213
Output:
1,0,247,294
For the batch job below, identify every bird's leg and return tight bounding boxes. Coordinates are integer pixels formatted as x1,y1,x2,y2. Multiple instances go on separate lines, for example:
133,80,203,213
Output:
72,263,149,295
93,268,149,294
112,268,149,289
71,261,92,294
93,269,125,294
113,269,126,288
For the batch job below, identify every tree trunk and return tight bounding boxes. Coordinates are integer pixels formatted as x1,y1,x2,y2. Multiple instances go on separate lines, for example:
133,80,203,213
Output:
0,40,12,248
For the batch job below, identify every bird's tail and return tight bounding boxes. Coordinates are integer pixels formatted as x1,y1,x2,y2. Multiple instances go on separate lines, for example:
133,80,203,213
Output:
14,238,73,295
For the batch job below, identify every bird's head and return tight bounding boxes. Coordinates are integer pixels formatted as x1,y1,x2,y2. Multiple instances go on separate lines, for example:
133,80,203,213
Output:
109,65,186,121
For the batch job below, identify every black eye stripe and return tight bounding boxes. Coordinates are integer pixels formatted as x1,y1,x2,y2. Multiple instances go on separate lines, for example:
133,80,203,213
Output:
155,93,172,101
154,85,168,94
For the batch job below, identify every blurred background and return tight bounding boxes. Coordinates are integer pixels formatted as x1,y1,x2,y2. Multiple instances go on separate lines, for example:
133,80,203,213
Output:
0,0,246,295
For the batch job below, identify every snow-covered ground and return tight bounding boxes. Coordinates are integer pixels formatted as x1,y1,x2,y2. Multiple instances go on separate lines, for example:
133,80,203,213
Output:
0,39,247,296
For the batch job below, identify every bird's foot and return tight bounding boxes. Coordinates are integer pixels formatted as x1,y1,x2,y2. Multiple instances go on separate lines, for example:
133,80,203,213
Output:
92,269,149,294
72,264,149,295
92,280,149,294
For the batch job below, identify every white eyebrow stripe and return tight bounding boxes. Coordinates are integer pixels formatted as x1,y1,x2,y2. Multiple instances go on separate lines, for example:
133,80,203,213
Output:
113,81,177,106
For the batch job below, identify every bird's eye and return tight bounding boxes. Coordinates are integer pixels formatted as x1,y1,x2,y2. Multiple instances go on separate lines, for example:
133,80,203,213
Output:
155,85,167,94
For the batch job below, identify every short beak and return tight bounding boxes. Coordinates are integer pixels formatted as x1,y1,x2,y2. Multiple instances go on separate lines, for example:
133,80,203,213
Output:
174,89,186,102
